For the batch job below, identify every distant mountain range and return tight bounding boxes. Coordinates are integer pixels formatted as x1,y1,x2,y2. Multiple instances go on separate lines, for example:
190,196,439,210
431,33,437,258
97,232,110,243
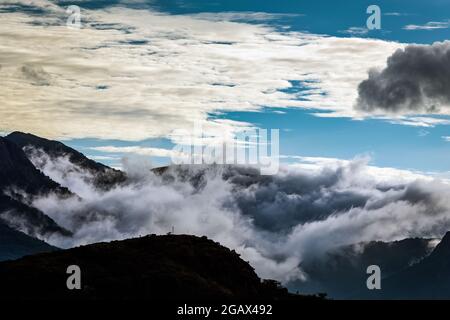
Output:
360,231,450,299
290,237,435,299
0,131,450,299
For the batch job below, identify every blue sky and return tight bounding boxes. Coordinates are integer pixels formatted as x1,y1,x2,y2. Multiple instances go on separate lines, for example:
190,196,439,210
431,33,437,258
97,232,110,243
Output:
60,0,450,43
2,0,450,173
64,0,450,172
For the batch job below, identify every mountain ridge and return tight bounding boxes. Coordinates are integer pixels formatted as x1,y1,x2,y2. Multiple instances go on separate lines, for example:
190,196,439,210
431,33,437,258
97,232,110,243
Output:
0,136,69,195
0,136,71,237
6,131,126,189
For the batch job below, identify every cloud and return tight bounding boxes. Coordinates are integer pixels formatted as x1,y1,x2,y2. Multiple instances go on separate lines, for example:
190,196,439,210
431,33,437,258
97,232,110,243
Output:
190,12,302,23
387,116,450,127
0,0,63,12
90,145,182,158
339,27,369,36
355,41,450,115
20,64,52,86
0,2,404,141
404,21,450,31
442,136,450,142
12,147,450,284
87,155,119,161
384,12,410,17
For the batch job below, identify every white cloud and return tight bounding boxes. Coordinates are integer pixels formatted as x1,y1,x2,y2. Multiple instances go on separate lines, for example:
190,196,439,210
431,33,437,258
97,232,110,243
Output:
404,20,450,30
384,12,412,17
87,155,120,161
442,136,450,142
339,27,369,36
91,145,182,158
386,116,450,127
282,155,435,183
190,11,302,22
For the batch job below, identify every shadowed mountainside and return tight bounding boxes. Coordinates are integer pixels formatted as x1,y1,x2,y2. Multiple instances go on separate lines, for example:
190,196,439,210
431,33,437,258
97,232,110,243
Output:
360,231,450,299
0,136,68,195
290,238,434,299
6,132,126,189
0,137,71,237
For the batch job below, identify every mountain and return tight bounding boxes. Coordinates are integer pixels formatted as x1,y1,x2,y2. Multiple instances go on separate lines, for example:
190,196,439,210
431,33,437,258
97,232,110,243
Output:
0,222,58,261
0,136,68,195
290,238,434,299
0,234,321,300
6,132,126,189
0,194,70,237
0,131,124,244
0,137,71,237
361,232,450,299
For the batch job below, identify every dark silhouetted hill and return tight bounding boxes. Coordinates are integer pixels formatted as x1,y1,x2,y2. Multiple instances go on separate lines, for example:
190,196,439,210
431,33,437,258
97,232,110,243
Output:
0,234,322,301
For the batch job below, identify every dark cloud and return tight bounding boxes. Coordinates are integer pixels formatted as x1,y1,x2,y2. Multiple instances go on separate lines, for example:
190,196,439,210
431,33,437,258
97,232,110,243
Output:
21,65,51,86
220,165,370,232
356,41,450,114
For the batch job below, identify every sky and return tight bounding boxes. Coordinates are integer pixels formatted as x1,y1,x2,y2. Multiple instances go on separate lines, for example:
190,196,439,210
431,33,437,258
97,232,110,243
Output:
1,0,450,174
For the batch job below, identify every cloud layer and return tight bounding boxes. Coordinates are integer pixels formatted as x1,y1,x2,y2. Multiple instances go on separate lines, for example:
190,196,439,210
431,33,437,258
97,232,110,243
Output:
0,1,406,142
15,148,450,284
356,41,450,114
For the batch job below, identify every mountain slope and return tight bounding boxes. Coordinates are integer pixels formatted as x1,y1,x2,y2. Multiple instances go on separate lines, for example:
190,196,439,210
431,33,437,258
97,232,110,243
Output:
6,132,126,189
0,222,58,261
0,194,70,237
290,238,433,299
0,137,71,237
0,137,68,195
0,234,320,300
362,232,450,299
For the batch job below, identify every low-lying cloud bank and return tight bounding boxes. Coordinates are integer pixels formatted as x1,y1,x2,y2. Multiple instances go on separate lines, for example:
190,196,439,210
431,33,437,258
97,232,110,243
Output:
356,41,450,114
12,149,449,284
